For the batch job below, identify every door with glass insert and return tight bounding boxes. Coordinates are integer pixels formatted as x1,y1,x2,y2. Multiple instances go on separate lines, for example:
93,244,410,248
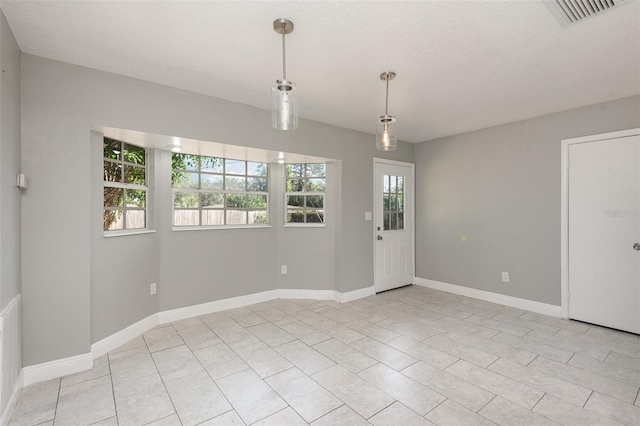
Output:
374,160,414,293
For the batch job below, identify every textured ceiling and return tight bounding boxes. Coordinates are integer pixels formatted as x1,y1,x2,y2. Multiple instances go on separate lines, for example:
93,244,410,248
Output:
2,0,639,143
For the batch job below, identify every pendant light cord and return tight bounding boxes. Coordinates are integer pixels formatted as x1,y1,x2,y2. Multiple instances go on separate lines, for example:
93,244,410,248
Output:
282,24,287,81
385,76,389,116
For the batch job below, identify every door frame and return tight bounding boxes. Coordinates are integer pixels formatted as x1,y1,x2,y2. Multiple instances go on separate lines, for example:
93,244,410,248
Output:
373,158,416,293
560,127,640,319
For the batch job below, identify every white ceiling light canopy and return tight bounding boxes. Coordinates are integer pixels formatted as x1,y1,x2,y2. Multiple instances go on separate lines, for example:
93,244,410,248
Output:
377,71,398,151
272,18,298,131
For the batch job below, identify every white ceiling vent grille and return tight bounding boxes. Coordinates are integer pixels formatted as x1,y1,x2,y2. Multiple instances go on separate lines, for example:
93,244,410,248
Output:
543,0,627,26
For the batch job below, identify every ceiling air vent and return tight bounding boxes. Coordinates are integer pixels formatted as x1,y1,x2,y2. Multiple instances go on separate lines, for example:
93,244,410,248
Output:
543,0,627,26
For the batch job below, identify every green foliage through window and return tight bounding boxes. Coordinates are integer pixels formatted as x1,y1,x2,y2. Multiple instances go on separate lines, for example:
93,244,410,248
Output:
172,153,268,226
285,163,326,224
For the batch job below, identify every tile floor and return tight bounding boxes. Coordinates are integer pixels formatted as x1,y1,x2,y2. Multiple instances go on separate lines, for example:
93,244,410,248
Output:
9,285,640,426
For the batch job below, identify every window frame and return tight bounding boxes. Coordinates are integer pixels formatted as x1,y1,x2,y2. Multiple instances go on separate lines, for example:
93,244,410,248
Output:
103,138,149,234
284,163,327,227
171,154,270,229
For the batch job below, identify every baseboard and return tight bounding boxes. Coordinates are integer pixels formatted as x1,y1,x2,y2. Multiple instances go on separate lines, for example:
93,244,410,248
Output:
158,290,280,324
22,285,376,389
22,352,92,388
413,277,562,317
0,371,22,426
280,289,336,301
92,313,159,359
337,286,375,303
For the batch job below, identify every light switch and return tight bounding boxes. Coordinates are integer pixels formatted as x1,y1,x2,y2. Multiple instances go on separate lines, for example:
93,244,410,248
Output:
365,212,372,221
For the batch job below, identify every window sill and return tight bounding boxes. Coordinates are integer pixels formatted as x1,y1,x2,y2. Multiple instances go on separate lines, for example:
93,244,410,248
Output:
172,225,272,232
283,224,327,228
104,229,156,238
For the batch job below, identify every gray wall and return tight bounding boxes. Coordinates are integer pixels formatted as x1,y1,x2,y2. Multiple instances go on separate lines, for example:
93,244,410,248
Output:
415,95,640,306
0,9,21,311
21,54,413,366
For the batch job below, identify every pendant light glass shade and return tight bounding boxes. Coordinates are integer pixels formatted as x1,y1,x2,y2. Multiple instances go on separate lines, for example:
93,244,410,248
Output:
377,71,397,151
376,116,397,151
272,80,298,130
272,18,298,130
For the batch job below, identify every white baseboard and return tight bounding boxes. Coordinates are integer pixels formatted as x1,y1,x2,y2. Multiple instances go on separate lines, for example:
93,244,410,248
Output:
158,290,280,324
22,352,92,388
21,285,376,390
92,313,159,359
413,277,562,317
280,289,336,301
0,371,22,426
337,286,375,303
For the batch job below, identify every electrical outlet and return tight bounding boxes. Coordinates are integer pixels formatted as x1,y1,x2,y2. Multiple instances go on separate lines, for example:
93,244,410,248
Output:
150,282,157,295
501,272,510,283
281,265,288,275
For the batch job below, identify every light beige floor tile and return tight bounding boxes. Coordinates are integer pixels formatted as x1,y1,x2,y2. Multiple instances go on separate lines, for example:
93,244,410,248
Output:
313,319,367,344
199,312,238,330
254,307,297,326
457,334,537,366
568,353,640,387
290,308,328,325
491,332,574,363
358,363,445,415
554,328,640,359
377,318,438,341
311,405,370,426
108,346,157,385
233,341,292,378
198,410,245,425
253,407,308,426
280,321,331,346
402,361,494,412
584,391,640,425
479,397,560,426
216,369,287,425
194,342,248,380
425,399,497,426
165,370,232,426
214,326,261,349
314,338,378,373
314,305,360,324
518,312,591,333
113,373,174,425
349,337,417,371
145,414,182,426
312,365,395,420
420,301,472,320
464,315,530,336
528,356,639,403
90,416,118,426
488,358,592,407
446,360,544,410
533,394,622,426
109,335,146,354
177,323,222,351
267,299,306,314
344,319,400,343
171,316,204,331
340,305,387,323
386,336,458,370
369,402,435,426
435,316,499,340
61,355,110,388
606,351,640,372
274,339,335,375
143,326,185,353
152,344,204,383
247,322,296,347
8,379,59,426
266,368,342,423
225,307,269,328
423,335,498,368
525,330,609,361
54,375,115,426
491,313,559,335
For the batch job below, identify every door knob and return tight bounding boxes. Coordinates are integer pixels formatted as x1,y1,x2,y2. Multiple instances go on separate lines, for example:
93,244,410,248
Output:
377,235,383,240
634,243,640,251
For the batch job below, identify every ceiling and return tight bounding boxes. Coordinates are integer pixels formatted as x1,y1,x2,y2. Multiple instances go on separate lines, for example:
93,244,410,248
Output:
2,0,639,143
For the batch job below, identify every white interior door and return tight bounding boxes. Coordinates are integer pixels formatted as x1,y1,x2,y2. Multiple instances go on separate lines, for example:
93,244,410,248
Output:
374,160,414,293
568,135,640,334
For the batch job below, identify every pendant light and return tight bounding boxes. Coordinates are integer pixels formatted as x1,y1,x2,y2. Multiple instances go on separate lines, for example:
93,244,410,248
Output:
377,71,397,151
272,18,298,130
